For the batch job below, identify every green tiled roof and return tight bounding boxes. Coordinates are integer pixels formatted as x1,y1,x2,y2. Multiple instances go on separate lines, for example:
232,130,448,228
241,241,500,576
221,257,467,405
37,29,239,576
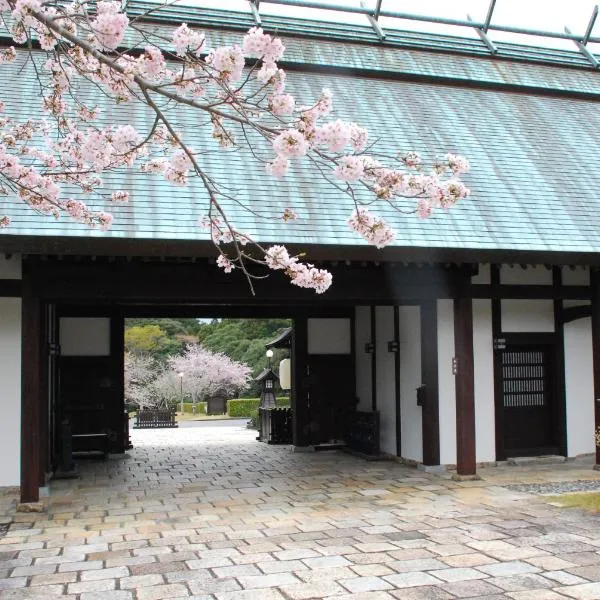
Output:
1,11,600,259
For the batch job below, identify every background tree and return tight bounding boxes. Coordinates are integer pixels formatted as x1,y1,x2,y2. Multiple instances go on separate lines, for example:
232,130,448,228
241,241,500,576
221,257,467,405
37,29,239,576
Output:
124,352,160,410
169,343,251,404
124,324,183,359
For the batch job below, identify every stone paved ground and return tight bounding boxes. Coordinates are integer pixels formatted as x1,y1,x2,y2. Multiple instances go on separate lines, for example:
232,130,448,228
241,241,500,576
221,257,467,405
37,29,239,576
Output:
2,423,600,599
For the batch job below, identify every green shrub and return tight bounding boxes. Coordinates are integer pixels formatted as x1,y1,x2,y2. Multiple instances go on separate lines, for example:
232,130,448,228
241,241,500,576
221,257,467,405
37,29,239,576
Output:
181,402,207,414
228,397,290,417
228,398,260,417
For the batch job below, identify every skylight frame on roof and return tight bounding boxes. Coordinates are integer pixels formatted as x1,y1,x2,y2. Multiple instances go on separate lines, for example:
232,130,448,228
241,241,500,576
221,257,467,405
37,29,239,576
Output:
245,0,600,67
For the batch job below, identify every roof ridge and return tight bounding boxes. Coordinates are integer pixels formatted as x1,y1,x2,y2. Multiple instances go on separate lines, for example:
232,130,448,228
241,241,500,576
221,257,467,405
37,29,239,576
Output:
126,0,600,71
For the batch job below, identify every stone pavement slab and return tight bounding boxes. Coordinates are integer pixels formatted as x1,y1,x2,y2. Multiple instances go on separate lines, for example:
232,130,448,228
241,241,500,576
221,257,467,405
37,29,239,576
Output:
2,424,600,599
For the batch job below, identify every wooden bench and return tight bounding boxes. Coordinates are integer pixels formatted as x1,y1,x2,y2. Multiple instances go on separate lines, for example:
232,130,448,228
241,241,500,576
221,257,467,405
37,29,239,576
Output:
72,433,109,459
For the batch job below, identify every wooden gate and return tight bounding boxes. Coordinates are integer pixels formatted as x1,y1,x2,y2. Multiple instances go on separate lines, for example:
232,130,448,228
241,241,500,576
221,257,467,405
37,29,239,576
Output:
499,339,557,456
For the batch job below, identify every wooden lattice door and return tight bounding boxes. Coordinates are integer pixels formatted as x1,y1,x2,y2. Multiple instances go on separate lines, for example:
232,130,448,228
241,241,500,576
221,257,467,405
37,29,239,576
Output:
501,342,556,456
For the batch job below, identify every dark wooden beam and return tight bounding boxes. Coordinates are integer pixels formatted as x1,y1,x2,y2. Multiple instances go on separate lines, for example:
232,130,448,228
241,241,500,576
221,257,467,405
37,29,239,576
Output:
291,315,310,447
491,265,504,461
370,305,377,411
562,304,591,323
20,269,42,504
553,267,568,457
0,279,22,297
420,300,440,466
471,284,590,300
394,305,401,457
591,270,600,467
454,295,477,476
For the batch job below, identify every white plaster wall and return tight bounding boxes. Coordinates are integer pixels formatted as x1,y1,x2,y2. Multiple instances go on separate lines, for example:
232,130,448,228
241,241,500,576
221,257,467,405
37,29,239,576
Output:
500,265,552,285
354,307,372,412
0,298,21,487
375,306,396,455
399,306,422,462
501,300,555,333
564,311,595,457
0,255,21,279
438,299,457,465
307,318,351,355
562,267,590,286
473,300,496,463
60,317,111,356
471,264,490,285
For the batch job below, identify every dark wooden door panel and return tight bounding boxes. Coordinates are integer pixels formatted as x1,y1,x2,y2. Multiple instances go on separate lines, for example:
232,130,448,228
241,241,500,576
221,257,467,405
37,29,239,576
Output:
501,344,556,455
306,355,355,444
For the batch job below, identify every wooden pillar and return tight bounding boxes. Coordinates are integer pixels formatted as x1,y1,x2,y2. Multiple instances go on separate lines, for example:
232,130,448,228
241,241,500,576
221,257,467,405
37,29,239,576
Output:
591,270,600,467
292,314,310,447
454,295,477,477
420,300,440,465
370,306,377,412
21,269,42,504
39,304,49,488
111,310,125,452
394,306,401,457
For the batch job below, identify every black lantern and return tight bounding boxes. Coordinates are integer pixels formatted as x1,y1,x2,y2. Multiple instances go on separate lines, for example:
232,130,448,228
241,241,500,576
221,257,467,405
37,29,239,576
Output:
256,366,278,409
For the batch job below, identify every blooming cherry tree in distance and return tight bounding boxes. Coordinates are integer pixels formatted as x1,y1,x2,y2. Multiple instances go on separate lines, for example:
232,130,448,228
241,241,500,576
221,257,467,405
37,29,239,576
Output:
0,0,471,293
169,344,251,403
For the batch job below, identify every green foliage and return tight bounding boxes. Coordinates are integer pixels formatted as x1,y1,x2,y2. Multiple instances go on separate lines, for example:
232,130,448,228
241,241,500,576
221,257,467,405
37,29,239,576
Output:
181,402,207,414
228,398,260,417
123,318,293,395
199,319,292,395
124,324,183,359
227,397,290,417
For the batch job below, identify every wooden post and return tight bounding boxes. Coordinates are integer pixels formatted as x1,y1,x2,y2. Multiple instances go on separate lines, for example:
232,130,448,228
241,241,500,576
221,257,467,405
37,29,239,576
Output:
454,295,477,478
591,270,600,467
370,305,377,412
21,269,42,504
291,314,310,447
420,300,440,466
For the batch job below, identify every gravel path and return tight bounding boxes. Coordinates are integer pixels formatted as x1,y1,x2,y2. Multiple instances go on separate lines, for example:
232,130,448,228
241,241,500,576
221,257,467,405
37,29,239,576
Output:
506,479,600,495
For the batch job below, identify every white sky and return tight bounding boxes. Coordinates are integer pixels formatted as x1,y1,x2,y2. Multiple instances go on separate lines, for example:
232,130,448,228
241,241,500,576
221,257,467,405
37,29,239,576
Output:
182,0,600,52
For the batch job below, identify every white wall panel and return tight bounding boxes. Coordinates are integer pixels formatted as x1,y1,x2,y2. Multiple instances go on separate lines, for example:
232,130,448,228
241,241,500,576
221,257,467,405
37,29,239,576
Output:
375,306,396,455
399,306,422,462
473,300,496,463
60,317,110,356
0,255,21,279
501,300,554,333
0,298,21,487
307,318,351,355
562,267,589,286
438,300,457,465
500,265,552,285
354,307,372,411
471,264,490,285
564,313,595,457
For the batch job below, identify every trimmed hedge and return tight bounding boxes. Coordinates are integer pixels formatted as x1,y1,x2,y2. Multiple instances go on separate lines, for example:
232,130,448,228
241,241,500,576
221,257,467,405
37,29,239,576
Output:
181,402,207,414
227,397,290,417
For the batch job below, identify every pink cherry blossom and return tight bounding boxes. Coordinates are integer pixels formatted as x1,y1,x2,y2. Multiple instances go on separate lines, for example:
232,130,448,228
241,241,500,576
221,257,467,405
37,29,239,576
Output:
334,155,365,182
270,93,295,116
317,119,352,152
272,129,308,158
172,23,205,57
111,190,129,202
265,155,290,177
207,45,244,83
242,27,285,62
91,1,129,51
217,254,235,273
348,207,395,248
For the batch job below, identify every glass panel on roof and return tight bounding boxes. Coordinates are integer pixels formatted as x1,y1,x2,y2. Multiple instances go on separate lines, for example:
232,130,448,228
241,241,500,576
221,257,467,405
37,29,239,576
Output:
153,0,600,53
